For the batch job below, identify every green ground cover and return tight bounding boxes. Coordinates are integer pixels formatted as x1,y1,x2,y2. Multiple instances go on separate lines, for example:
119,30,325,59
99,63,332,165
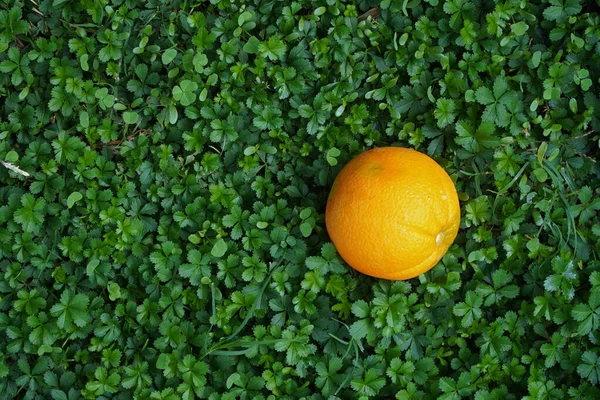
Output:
1,0,600,398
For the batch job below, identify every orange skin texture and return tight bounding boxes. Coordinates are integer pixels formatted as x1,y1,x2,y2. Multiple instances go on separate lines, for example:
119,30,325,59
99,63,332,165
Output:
325,147,460,280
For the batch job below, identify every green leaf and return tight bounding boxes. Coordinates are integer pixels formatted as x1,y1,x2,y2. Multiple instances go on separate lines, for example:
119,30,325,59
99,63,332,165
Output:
349,318,372,340
326,147,341,166
571,302,598,336
49,290,90,329
299,222,312,237
108,282,121,301
578,351,600,385
52,131,85,163
511,21,529,36
211,239,228,258
123,111,139,125
243,36,261,54
238,11,253,26
434,98,458,128
162,48,178,65
475,87,494,105
453,291,483,328
172,79,198,106
258,36,287,61
67,192,83,208
543,0,582,22
13,194,46,234
80,110,90,128
540,332,566,368
351,369,386,397
314,7,327,16
351,300,370,318
5,150,18,163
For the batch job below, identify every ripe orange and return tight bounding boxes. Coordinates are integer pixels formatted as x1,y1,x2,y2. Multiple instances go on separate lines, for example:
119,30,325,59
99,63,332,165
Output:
325,147,460,280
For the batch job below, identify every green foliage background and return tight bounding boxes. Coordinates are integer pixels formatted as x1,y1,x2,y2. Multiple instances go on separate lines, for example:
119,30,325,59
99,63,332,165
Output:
1,0,600,398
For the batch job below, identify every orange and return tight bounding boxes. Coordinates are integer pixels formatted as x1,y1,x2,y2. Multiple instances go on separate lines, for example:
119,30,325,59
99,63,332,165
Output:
325,147,460,280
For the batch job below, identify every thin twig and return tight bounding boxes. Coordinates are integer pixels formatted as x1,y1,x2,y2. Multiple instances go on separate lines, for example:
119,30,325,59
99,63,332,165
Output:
14,36,25,48
565,130,596,142
104,129,151,148
29,0,43,16
357,7,380,22
1,160,30,177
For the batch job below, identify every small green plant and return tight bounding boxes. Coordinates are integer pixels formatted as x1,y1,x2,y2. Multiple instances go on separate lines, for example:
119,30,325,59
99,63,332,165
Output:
1,0,599,398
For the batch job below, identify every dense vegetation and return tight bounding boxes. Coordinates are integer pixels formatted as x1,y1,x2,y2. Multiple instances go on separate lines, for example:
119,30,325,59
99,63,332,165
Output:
1,0,600,398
